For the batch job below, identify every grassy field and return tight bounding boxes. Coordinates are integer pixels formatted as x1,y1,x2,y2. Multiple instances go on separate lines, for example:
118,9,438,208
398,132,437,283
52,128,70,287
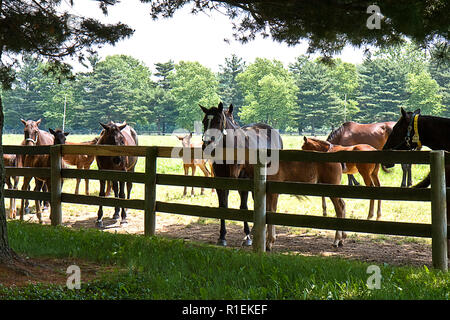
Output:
1,221,449,299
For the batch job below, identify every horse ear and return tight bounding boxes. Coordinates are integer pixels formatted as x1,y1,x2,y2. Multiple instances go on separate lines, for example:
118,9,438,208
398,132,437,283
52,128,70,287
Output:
64,132,70,136
218,102,223,112
199,104,208,114
36,119,41,126
118,123,127,131
21,119,26,125
189,132,192,137
400,107,407,118
414,109,421,115
49,128,55,135
99,122,109,130
228,104,234,114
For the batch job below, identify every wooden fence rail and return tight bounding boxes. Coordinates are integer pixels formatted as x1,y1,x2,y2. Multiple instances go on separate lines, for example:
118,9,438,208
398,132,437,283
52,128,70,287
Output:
2,144,448,271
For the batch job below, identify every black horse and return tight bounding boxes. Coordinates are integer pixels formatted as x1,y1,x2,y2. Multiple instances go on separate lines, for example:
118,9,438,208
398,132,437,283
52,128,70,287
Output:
200,102,283,247
95,121,138,227
383,107,450,258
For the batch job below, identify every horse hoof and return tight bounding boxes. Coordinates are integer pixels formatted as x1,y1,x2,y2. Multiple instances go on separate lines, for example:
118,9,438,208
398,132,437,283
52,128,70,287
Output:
112,214,120,221
242,237,252,247
217,239,227,246
120,219,128,226
95,220,104,228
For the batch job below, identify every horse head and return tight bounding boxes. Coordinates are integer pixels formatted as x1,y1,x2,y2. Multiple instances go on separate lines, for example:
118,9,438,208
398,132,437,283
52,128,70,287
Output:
302,136,332,152
177,132,192,148
21,119,42,146
383,108,421,152
49,128,69,145
98,121,128,166
199,102,231,150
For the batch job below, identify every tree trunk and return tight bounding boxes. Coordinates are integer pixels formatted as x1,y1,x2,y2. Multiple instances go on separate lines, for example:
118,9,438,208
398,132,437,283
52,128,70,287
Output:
0,93,14,262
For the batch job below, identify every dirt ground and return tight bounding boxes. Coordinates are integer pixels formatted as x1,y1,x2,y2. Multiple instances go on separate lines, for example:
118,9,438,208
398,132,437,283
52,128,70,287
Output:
18,206,434,269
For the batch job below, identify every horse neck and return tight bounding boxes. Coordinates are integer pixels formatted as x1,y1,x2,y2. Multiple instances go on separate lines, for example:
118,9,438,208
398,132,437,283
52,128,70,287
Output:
38,130,54,146
418,116,450,151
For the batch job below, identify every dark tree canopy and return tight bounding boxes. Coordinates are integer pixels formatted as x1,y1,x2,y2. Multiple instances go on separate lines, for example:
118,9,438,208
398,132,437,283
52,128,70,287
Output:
0,0,134,89
146,0,449,61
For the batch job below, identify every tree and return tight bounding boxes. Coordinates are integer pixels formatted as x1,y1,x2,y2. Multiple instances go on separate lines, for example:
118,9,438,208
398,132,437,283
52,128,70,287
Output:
217,54,246,122
406,71,443,115
237,58,298,130
289,56,340,134
153,60,177,134
169,61,220,131
72,55,154,131
147,0,449,62
0,0,133,269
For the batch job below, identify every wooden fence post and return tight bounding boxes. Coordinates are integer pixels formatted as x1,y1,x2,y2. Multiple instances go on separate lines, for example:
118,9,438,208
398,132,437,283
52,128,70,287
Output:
430,150,448,271
144,146,158,236
50,145,62,226
253,160,267,252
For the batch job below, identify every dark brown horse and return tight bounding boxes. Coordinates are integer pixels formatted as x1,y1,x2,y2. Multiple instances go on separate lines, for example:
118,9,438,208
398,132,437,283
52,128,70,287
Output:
49,128,98,195
383,108,450,258
303,137,382,220
177,132,214,196
18,119,54,223
203,103,346,250
3,154,19,219
200,102,283,248
95,121,138,227
327,121,412,187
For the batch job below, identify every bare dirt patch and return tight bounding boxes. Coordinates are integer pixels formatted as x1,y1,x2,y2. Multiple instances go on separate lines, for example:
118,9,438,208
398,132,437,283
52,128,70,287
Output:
16,206,434,269
0,256,112,288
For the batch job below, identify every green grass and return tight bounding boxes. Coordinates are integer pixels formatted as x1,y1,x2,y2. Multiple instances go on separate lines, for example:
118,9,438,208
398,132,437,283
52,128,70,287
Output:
1,221,449,300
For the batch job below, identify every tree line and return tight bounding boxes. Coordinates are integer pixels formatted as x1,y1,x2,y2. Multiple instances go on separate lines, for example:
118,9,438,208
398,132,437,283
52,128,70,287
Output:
2,42,448,135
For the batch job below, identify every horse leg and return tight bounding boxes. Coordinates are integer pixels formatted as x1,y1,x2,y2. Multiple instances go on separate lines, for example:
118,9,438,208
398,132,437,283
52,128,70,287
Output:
119,181,128,225
198,163,211,195
238,190,252,246
266,193,279,251
360,168,375,220
321,196,327,216
20,177,32,221
183,165,188,197
105,181,112,197
372,166,382,220
190,165,196,196
330,197,346,247
348,174,360,186
75,177,81,195
407,164,412,187
400,164,407,188
96,180,106,227
10,176,18,219
216,189,228,246
112,181,120,221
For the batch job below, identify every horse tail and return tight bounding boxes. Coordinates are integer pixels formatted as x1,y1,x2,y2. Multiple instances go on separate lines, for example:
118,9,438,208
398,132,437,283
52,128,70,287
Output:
413,172,431,189
381,164,391,173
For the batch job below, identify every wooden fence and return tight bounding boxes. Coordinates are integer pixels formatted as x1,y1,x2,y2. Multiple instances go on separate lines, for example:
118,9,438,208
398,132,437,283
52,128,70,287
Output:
2,144,448,271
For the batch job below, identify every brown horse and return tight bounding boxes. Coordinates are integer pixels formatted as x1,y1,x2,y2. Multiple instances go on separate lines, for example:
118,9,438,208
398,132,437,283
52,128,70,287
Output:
95,121,138,227
3,154,19,219
303,137,382,220
18,119,55,223
204,103,346,250
49,128,98,195
177,132,214,196
327,121,412,187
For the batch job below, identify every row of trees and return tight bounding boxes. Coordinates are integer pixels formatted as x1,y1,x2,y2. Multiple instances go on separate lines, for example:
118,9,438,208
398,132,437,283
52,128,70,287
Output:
2,43,448,135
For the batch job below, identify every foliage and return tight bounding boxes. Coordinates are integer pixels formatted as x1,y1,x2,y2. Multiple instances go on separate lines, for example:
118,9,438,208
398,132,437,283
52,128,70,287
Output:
2,221,449,299
169,61,220,131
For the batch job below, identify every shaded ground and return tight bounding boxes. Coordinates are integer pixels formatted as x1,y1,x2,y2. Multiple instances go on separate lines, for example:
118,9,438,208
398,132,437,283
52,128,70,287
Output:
0,257,113,288
16,206,434,269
